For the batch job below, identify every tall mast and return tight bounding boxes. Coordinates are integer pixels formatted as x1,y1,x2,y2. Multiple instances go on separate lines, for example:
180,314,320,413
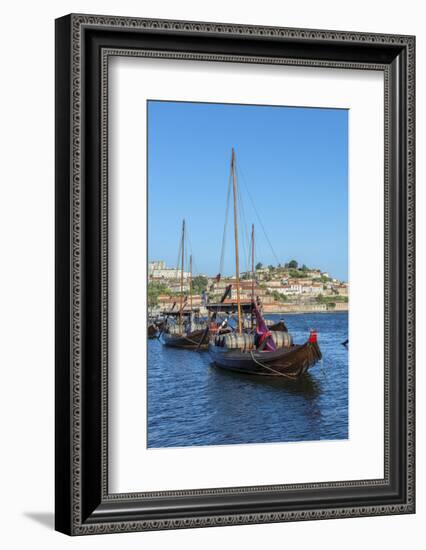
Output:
189,254,193,313
251,223,255,330
179,219,185,333
251,223,255,303
231,148,243,334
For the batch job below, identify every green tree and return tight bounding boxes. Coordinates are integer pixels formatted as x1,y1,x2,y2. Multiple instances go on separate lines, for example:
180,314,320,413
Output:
313,276,331,284
191,275,208,294
148,281,170,308
288,260,298,269
255,262,263,270
289,269,308,279
272,290,288,302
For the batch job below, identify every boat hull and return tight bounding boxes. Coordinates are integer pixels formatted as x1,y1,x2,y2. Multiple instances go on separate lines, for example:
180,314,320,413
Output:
269,320,288,332
147,324,158,339
162,329,209,350
209,341,322,378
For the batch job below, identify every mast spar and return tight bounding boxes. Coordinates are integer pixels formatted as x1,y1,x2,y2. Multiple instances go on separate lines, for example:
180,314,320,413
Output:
231,148,243,334
179,219,185,334
189,254,193,315
251,223,255,329
251,223,255,303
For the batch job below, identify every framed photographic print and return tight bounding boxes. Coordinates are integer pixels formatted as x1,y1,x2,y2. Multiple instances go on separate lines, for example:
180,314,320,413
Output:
55,14,415,535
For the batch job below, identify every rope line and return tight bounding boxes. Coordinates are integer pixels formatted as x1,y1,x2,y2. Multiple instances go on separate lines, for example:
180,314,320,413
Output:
236,164,281,266
219,171,232,276
249,351,296,379
164,333,208,346
237,177,251,276
175,230,182,279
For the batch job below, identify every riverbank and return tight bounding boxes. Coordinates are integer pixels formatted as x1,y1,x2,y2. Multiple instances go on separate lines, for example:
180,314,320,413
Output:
263,304,348,315
149,304,349,317
265,309,348,315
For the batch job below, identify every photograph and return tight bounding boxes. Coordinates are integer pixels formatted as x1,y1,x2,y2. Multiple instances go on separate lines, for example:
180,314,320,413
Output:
51,8,415,539
147,100,349,448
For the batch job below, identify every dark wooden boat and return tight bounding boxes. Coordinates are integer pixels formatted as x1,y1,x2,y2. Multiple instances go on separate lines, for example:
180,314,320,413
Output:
268,320,288,332
162,328,209,350
209,333,322,379
160,308,210,351
160,220,209,351
147,323,158,339
155,320,165,331
208,149,322,378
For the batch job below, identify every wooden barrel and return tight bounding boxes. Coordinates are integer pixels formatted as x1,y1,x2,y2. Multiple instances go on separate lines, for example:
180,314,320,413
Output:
223,333,256,350
191,322,206,331
168,324,183,335
270,331,293,348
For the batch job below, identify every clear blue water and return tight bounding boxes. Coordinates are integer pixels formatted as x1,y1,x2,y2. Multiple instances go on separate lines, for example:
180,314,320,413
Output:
147,312,348,448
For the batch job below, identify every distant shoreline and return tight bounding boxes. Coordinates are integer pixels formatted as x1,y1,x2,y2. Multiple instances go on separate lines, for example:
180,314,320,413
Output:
265,309,348,316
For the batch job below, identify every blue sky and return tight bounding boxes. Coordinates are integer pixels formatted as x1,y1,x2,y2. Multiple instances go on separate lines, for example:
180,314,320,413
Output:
148,101,348,282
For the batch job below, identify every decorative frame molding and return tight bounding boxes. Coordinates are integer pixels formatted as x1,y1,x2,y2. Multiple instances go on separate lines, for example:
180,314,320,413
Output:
55,14,415,535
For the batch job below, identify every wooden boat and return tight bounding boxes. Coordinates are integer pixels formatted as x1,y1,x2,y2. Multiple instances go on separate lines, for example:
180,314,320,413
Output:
155,320,165,331
208,148,322,378
268,319,288,332
147,323,158,339
209,332,322,378
160,220,209,350
162,328,209,350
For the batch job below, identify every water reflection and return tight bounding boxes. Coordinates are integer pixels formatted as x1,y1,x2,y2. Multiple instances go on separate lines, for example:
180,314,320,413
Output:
147,312,348,448
210,365,322,398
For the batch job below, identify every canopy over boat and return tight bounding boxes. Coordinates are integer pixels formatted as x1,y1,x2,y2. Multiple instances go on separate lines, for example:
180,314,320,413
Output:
206,301,252,314
161,309,199,317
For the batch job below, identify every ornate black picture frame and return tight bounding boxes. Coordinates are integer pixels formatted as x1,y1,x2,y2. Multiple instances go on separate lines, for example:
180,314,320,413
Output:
55,13,415,535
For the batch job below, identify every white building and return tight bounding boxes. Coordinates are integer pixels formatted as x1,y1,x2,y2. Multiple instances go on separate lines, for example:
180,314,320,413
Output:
274,284,302,296
149,260,166,271
300,285,323,295
148,260,190,280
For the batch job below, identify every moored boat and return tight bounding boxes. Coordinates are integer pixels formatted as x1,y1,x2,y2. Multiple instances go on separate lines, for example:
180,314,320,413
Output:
162,327,210,350
267,319,288,332
147,323,158,339
208,148,322,378
160,220,209,350
209,327,321,378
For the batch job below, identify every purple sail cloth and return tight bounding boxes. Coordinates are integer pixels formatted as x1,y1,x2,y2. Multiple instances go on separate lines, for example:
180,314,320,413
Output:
252,301,276,352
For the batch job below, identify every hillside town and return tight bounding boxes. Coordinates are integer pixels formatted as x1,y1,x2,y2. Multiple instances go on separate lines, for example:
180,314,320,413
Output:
148,259,348,315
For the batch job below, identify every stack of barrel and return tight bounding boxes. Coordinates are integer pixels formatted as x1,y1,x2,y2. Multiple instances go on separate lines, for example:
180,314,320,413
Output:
214,331,292,350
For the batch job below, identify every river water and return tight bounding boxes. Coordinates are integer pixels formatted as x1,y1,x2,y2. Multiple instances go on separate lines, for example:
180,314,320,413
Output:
147,312,348,448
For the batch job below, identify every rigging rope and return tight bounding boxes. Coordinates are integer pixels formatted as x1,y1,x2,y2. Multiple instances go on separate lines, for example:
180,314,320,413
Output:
175,226,182,279
186,223,203,279
236,164,281,266
234,163,315,337
237,178,251,276
219,171,233,276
